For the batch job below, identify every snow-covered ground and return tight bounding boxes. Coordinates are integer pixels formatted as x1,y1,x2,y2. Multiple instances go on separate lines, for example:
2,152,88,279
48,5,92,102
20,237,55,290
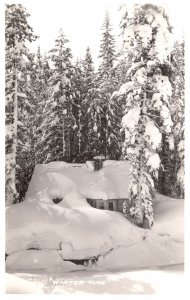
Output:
5,161,184,294
6,264,184,294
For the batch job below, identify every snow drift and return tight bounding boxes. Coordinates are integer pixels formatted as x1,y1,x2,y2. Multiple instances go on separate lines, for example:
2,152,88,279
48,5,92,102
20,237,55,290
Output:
6,161,184,272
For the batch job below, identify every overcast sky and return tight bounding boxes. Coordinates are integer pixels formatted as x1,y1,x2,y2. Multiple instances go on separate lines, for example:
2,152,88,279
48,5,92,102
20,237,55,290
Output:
5,0,185,66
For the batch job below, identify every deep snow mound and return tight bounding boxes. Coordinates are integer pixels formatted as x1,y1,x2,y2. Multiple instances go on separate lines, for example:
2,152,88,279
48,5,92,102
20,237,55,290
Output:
6,161,184,272
6,195,184,272
6,200,144,257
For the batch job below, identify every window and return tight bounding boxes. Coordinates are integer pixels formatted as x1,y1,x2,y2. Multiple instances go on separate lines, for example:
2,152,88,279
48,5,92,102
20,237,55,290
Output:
98,201,104,209
109,202,113,211
99,205,104,209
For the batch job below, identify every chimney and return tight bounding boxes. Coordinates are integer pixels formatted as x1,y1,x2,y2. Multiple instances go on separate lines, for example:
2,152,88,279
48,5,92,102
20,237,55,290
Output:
93,155,105,171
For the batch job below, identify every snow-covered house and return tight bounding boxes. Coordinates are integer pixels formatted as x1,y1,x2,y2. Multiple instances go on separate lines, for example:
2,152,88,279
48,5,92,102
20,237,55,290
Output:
25,160,131,213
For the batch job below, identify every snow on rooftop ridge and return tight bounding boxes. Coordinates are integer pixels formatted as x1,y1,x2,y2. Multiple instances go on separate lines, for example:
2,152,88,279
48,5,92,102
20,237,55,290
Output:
38,161,84,169
94,155,105,160
25,160,131,203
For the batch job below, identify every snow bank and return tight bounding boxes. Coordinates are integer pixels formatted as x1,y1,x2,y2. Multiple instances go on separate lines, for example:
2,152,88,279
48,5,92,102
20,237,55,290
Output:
97,238,183,270
6,200,143,257
97,195,184,270
6,250,85,272
6,162,184,272
153,194,184,241
6,196,184,272
6,273,42,294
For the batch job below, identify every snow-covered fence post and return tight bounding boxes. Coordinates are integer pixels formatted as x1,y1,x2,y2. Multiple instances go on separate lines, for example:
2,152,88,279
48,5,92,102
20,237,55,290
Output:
120,4,173,228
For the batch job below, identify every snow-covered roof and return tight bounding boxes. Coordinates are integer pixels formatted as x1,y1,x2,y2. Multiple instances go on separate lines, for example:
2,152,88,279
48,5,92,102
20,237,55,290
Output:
25,160,131,203
93,155,105,160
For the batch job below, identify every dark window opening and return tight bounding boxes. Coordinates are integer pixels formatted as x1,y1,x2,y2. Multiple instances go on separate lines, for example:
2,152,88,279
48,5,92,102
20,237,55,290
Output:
52,197,63,204
109,202,113,211
99,204,104,209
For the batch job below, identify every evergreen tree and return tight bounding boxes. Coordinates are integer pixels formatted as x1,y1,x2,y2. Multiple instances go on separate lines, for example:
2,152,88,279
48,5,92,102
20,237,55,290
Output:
158,40,185,198
86,77,103,158
119,4,173,228
97,13,120,158
81,47,96,159
83,47,95,91
81,47,103,159
99,75,122,159
69,48,97,162
5,4,37,205
32,48,52,164
39,29,75,163
16,54,35,201
15,47,53,200
172,40,185,198
114,48,131,87
98,12,116,76
70,59,84,160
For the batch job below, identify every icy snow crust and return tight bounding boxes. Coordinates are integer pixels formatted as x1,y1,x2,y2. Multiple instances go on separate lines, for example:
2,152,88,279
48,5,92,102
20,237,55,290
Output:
6,161,184,272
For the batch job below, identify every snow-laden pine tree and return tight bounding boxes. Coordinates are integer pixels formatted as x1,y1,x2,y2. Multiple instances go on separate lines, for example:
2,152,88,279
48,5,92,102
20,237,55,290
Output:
16,47,52,201
70,59,84,160
15,55,36,201
86,77,103,158
82,47,95,155
119,4,173,228
29,47,52,165
97,13,120,158
83,47,95,93
171,40,185,197
82,47,101,159
98,12,116,76
40,29,75,163
159,40,185,198
5,4,37,205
